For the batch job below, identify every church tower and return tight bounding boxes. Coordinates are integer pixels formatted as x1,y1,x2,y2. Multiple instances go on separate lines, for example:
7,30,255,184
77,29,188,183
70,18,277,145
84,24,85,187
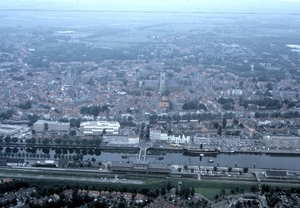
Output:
159,70,165,95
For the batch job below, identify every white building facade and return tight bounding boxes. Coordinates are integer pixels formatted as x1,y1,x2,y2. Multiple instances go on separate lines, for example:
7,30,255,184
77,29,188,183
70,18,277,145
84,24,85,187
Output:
150,128,190,144
80,121,120,135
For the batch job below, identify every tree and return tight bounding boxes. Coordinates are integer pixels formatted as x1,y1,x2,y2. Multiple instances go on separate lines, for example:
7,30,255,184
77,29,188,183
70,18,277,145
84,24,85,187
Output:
221,189,226,196
31,138,36,144
213,122,219,129
184,187,190,199
228,167,232,172
230,189,235,195
0,112,10,119
243,167,249,173
11,137,18,143
18,100,32,110
69,130,76,136
86,78,94,85
266,82,273,90
62,138,68,145
42,138,49,145
70,118,81,128
222,118,227,128
250,186,257,193
213,166,218,171
191,187,195,197
95,138,101,145
239,81,243,87
55,138,62,144
222,102,233,110
102,129,106,135
166,181,172,192
25,138,32,144
215,194,219,200
90,106,102,117
218,125,223,135
5,136,11,144
287,102,296,109
145,92,152,97
28,114,39,125
82,139,88,145
161,187,166,196
235,201,243,208
233,119,239,125
243,100,248,109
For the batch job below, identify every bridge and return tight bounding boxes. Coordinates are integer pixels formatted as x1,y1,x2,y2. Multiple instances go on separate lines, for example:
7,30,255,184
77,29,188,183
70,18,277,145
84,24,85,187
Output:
137,142,153,161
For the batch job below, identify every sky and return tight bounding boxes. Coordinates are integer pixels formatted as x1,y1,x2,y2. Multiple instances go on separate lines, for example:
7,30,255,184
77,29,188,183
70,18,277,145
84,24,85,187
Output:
1,0,300,13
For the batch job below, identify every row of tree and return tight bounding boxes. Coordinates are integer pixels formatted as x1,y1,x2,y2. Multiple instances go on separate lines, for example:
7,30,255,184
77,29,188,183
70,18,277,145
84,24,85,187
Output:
80,105,109,117
17,100,32,110
0,109,15,120
0,136,102,147
182,100,207,111
149,112,235,123
255,111,300,119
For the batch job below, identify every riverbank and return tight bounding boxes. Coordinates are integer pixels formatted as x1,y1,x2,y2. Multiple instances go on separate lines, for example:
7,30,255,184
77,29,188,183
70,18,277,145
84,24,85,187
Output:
222,149,300,156
2,142,300,157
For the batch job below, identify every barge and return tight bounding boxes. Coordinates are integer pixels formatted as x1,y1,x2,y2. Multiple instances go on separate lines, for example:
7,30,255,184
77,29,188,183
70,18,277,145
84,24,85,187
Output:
183,147,219,156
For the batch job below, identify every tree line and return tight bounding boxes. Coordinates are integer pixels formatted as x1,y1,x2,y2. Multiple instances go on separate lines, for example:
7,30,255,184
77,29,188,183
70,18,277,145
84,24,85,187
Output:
80,105,109,117
149,112,235,123
182,100,207,111
255,111,300,119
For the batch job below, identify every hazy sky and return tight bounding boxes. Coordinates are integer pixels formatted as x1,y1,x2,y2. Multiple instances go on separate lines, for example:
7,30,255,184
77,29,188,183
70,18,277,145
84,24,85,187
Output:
2,0,300,13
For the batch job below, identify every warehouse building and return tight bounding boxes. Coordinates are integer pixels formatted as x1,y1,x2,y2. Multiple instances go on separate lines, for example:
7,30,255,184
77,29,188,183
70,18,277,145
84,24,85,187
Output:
33,120,70,133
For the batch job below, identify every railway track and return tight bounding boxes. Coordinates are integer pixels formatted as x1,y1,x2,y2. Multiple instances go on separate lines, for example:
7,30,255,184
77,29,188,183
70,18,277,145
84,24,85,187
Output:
0,166,299,186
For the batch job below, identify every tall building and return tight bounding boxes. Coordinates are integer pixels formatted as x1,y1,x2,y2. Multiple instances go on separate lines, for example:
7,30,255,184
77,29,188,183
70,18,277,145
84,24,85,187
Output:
159,71,165,95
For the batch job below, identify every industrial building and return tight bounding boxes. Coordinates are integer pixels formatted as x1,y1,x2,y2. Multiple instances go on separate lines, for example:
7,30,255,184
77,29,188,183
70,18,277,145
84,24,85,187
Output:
33,120,70,133
0,124,30,137
109,161,171,174
265,170,287,179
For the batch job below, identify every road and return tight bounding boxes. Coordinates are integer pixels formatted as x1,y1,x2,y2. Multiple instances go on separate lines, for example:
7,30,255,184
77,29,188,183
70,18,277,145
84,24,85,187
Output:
0,171,144,184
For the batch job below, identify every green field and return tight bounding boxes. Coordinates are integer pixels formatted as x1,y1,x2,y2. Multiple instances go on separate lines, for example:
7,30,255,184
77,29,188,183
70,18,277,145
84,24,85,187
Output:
194,180,256,200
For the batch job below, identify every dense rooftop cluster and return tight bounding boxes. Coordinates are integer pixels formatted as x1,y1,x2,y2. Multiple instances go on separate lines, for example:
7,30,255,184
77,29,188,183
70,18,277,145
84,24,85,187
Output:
1,14,300,151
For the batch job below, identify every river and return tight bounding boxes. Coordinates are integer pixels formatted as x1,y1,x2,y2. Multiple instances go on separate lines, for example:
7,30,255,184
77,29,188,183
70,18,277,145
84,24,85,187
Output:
98,152,300,170
1,146,299,170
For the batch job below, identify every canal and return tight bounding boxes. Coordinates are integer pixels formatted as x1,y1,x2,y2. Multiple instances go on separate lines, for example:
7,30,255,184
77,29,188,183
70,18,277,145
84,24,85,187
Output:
1,146,299,170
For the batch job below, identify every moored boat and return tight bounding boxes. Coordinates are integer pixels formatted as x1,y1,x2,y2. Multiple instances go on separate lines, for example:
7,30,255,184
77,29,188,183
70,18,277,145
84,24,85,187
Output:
183,147,219,156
